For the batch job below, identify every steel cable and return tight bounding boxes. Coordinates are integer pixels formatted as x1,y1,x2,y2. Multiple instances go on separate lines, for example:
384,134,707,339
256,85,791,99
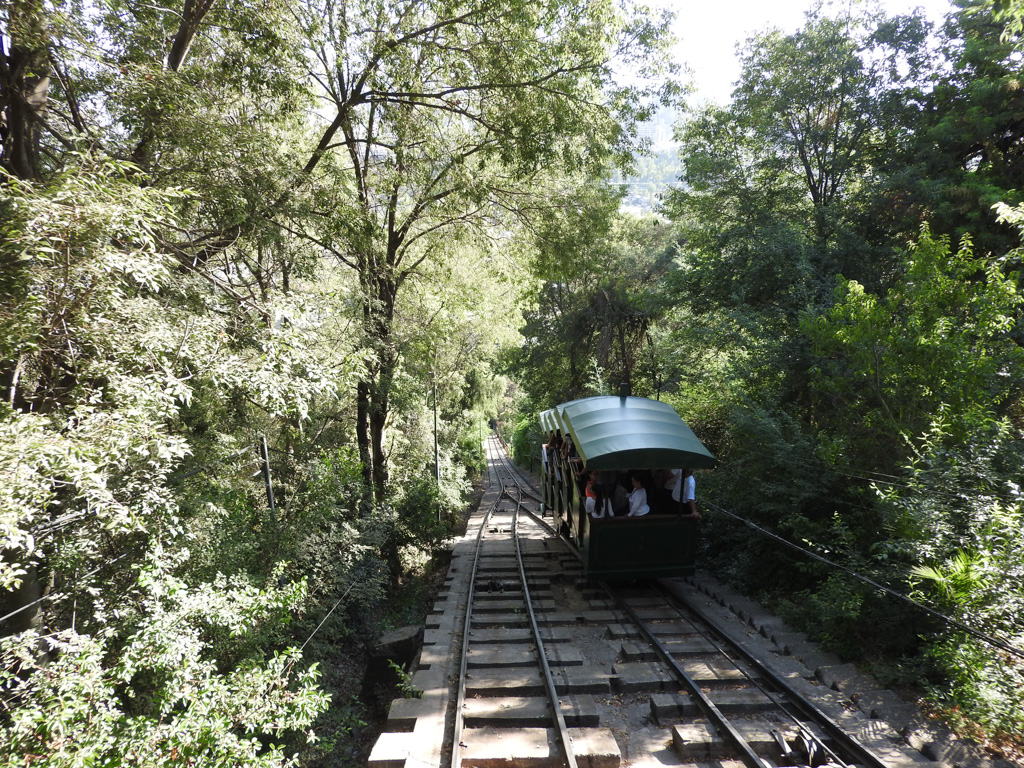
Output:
705,500,1024,662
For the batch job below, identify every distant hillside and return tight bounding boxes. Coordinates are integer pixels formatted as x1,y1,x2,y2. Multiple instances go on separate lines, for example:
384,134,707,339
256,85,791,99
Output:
613,146,683,212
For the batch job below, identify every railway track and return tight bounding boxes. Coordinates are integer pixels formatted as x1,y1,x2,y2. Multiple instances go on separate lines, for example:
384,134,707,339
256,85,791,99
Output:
369,435,939,768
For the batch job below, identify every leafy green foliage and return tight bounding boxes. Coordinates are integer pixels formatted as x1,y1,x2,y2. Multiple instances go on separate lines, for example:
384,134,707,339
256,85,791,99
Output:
904,473,1024,734
0,555,328,768
0,156,361,764
287,0,680,497
668,8,932,324
879,419,1024,733
511,200,677,404
9,0,1024,753
511,414,546,475
804,227,1022,453
892,1,1024,256
0,0,686,761
0,159,186,589
456,432,486,479
924,632,1024,737
390,476,463,560
0,155,351,587
648,2,1024,743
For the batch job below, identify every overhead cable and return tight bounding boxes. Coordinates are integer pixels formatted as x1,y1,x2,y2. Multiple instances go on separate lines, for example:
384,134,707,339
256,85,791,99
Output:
0,551,132,627
705,501,1024,663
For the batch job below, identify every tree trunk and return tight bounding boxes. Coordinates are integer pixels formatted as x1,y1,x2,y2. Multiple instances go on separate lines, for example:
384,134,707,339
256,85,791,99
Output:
0,558,41,638
132,0,218,168
0,2,50,637
355,251,400,504
1,0,51,181
369,344,396,499
356,379,374,493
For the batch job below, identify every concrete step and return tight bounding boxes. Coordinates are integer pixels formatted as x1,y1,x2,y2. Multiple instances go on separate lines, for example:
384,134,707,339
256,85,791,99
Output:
460,726,620,768
650,688,783,721
463,695,599,727
464,642,597,670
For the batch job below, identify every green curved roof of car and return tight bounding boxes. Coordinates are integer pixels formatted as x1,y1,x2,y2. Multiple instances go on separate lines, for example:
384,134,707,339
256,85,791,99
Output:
539,395,716,470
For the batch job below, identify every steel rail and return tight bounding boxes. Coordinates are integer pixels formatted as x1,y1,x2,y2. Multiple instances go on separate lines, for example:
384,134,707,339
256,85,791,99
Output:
490,438,562,542
458,437,580,768
491,438,580,768
507,482,580,768
493,444,578,768
489,431,545,504
499,440,777,768
661,580,891,768
646,582,851,768
499,443,789,767
449,437,505,768
495,440,777,768
605,587,772,768
491,436,884,768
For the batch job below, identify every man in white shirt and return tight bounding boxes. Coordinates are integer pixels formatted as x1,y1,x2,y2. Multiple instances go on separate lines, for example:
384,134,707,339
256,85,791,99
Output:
680,468,698,518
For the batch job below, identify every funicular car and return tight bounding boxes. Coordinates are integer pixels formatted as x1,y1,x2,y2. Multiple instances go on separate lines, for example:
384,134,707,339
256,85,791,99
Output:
539,395,716,580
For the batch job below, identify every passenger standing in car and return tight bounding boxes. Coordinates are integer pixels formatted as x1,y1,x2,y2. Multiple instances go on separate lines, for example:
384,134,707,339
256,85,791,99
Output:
566,436,586,492
681,468,698,518
548,435,563,483
659,468,682,512
627,474,649,516
595,472,615,517
611,473,630,515
651,468,673,509
585,472,601,518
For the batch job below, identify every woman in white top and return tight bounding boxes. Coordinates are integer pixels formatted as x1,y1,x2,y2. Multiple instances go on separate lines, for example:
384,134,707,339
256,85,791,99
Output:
627,474,649,516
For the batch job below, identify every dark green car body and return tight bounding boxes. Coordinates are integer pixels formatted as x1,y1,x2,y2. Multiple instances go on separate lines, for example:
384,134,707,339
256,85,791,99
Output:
539,396,715,580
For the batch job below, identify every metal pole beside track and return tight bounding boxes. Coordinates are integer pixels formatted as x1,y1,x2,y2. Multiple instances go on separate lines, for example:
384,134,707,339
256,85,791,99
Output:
433,377,440,485
259,435,276,522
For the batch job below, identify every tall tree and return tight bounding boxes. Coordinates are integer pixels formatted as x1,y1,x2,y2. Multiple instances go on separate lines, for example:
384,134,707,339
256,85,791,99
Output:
892,0,1024,256
14,0,674,499
290,0,676,496
803,226,1024,454
667,7,931,323
513,190,677,405
0,0,51,180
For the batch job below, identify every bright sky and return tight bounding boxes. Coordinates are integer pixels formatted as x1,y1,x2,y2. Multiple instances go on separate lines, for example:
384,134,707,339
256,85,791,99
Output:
669,0,956,103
